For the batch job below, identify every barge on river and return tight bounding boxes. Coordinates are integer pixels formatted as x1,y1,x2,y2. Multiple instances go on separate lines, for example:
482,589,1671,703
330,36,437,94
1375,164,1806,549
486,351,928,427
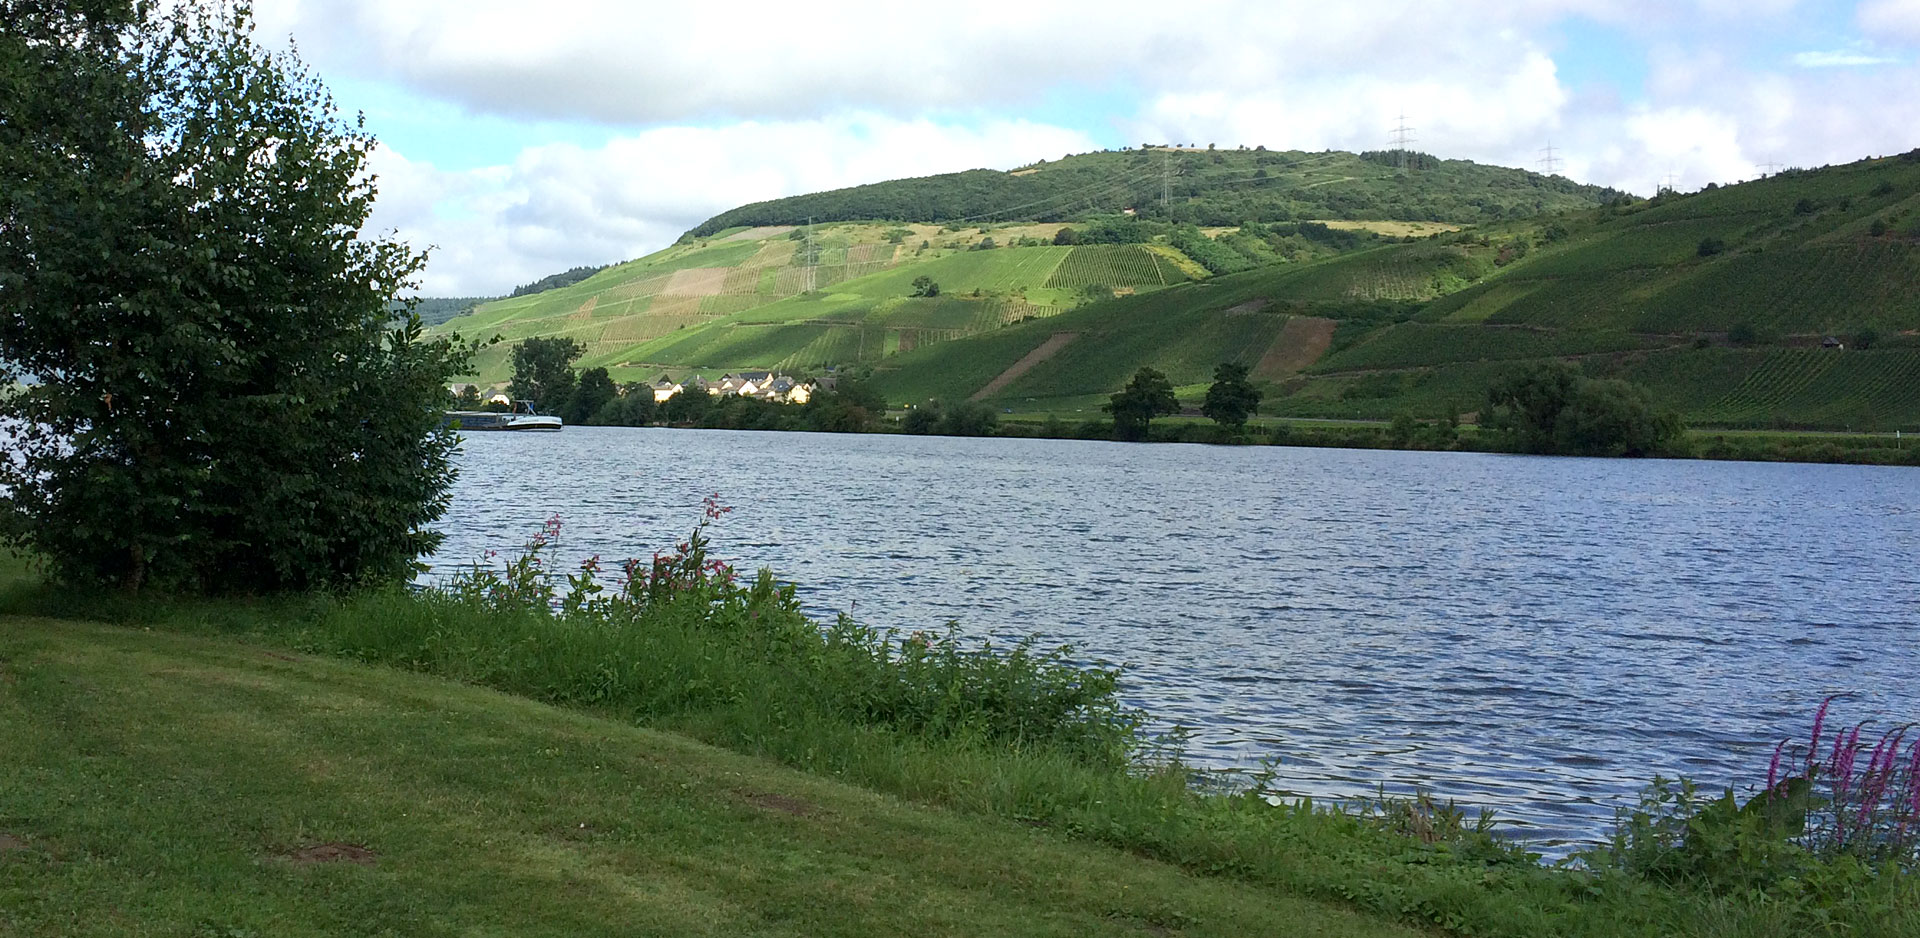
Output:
445,401,562,431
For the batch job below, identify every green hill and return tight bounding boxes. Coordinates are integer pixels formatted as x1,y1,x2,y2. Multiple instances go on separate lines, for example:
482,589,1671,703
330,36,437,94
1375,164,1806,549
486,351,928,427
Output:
434,149,1920,431
869,153,1920,431
430,146,1618,385
689,146,1624,234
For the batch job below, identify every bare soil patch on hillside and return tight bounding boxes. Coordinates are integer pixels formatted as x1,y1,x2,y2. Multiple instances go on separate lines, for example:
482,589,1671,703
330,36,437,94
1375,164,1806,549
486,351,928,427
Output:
664,268,731,297
1310,219,1464,237
720,225,794,242
971,332,1081,401
1253,316,1336,379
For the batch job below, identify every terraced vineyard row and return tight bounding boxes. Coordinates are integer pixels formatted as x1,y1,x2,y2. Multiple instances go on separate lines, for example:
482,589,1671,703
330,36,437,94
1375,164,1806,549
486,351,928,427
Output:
1635,241,1920,335
1689,349,1920,428
1313,324,1658,373
1691,349,1839,424
1045,245,1170,289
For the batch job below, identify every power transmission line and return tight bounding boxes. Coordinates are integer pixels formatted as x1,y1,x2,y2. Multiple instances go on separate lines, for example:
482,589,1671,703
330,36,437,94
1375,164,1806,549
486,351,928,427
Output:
1538,140,1562,176
1760,159,1782,178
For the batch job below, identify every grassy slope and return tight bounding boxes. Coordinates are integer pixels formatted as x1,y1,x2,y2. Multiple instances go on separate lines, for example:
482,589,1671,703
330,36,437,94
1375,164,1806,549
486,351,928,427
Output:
432,227,1164,383
434,146,1617,386
0,616,1418,938
875,156,1920,430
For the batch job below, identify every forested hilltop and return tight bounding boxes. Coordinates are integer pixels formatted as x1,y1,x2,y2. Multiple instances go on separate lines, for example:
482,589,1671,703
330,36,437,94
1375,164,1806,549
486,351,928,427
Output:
688,147,1626,236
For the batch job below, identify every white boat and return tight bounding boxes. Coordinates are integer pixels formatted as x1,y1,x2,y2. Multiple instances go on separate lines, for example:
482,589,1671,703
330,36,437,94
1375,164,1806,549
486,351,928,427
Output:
446,400,563,431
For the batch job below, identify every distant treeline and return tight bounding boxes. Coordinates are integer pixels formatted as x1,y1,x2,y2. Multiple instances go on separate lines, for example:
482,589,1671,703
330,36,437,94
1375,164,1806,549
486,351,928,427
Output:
511,264,609,298
398,296,495,326
687,147,1627,237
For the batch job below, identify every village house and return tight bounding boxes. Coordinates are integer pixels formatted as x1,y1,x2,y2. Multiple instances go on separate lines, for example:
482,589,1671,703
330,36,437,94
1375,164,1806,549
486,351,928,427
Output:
653,371,813,404
649,375,682,403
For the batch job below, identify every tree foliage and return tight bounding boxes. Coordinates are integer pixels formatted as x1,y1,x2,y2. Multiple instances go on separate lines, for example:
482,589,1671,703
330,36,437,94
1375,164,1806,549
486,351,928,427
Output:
563,366,617,425
0,1,475,592
910,275,940,297
505,336,583,411
1484,363,1684,457
902,398,999,437
1105,367,1179,442
1201,362,1262,431
509,263,607,298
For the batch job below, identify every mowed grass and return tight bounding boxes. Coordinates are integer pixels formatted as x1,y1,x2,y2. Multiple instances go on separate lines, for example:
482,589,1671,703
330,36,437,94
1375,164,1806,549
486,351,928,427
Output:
0,616,1418,938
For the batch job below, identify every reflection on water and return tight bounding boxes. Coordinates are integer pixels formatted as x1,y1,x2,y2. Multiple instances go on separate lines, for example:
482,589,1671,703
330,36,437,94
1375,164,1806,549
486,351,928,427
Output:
430,427,1920,852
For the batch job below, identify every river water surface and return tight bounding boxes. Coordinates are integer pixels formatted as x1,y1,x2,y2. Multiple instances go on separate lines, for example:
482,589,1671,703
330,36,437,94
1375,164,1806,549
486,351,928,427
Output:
430,428,1919,852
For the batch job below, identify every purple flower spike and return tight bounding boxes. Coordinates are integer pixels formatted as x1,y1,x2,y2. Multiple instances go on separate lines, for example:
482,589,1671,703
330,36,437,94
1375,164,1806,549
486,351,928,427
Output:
1907,741,1920,817
1767,739,1788,794
1809,695,1844,773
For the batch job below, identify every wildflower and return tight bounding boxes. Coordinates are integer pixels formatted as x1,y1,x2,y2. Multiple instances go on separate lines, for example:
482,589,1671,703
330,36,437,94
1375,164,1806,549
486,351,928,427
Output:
1809,694,1843,775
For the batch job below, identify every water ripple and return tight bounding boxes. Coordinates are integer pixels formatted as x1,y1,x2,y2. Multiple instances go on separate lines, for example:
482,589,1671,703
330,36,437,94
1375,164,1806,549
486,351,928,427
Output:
430,428,1920,856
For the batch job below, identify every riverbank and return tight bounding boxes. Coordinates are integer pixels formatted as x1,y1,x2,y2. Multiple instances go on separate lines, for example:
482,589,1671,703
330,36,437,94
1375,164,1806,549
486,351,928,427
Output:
3,544,1914,938
596,403,1920,466
0,616,1413,938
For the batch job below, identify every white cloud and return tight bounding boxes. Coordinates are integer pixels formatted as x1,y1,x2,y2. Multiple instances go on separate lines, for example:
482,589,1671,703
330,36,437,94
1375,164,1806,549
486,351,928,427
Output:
232,1,1920,292
1129,49,1569,166
1791,49,1901,67
246,1,1681,125
372,116,1096,295
1859,0,1920,44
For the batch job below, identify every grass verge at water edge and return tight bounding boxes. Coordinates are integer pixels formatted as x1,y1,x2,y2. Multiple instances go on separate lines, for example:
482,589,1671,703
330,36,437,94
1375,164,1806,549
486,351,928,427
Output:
0,617,1421,938
2,538,1915,937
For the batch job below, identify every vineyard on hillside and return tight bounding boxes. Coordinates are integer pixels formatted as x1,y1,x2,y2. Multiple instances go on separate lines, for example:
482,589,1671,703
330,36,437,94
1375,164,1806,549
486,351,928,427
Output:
1045,245,1178,289
1312,323,1664,372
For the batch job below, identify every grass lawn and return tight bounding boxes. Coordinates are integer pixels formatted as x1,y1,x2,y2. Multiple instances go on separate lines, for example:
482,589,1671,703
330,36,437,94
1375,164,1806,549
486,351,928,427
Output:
0,615,1422,938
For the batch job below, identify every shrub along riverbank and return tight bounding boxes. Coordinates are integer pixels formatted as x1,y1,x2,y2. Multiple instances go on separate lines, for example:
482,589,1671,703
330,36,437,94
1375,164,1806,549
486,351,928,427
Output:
2,527,1915,937
574,380,1920,466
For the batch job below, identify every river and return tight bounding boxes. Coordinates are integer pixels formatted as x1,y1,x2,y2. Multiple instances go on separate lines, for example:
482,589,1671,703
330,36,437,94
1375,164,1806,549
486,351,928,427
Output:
429,427,1920,852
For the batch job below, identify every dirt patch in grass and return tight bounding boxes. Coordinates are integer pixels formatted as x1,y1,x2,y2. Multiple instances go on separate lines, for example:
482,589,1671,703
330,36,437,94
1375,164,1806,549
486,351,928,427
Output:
1309,219,1464,238
742,792,814,817
720,225,794,243
0,833,28,852
1253,316,1336,379
663,268,730,297
971,332,1081,401
281,843,376,866
1224,299,1270,316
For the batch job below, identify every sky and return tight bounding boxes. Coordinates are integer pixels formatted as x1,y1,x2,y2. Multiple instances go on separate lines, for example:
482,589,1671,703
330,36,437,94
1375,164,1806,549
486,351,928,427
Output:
244,0,1920,296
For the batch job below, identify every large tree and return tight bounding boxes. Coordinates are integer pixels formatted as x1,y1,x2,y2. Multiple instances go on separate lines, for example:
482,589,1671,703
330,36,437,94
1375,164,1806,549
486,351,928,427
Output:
1201,362,1262,432
1105,367,1179,442
506,336,584,412
0,1,475,592
1484,363,1683,458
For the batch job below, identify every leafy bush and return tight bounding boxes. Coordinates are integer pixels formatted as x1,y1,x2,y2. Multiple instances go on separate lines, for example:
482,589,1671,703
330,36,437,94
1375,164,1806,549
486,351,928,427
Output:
1484,363,1685,457
1583,697,1920,921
